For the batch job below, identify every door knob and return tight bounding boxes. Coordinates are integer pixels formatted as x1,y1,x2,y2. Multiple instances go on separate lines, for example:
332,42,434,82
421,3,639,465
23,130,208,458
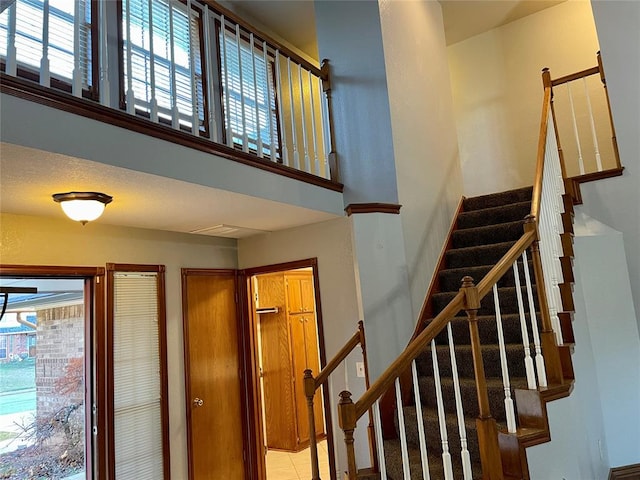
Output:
193,397,204,407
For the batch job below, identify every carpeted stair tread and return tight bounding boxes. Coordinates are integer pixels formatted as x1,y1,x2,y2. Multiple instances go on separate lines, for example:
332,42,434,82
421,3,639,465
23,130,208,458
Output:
463,186,533,211
417,375,529,422
438,260,534,292
452,219,526,249
432,286,538,317
445,241,517,269
383,438,483,480
431,313,538,346
457,201,531,230
416,343,529,379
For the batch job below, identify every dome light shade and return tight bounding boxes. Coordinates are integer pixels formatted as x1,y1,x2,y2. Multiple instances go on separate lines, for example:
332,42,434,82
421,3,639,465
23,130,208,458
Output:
53,192,113,225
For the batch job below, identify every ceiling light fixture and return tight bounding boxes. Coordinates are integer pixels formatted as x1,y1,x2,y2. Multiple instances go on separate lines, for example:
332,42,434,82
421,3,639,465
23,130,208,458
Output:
52,191,113,225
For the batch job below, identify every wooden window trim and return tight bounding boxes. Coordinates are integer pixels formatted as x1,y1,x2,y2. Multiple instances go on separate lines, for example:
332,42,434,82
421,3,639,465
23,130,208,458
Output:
106,263,170,480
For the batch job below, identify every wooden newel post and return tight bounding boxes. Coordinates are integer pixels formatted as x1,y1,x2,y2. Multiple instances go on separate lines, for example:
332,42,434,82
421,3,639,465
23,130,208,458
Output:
304,369,321,480
461,276,504,480
357,320,378,471
320,59,339,183
524,216,564,385
338,390,357,480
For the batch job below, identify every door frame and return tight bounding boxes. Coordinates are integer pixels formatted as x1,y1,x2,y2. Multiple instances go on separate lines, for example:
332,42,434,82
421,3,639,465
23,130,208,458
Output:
241,258,336,480
0,264,106,479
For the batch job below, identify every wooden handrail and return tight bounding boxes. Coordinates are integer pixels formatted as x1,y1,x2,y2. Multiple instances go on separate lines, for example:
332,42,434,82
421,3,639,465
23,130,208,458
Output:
531,80,552,221
551,65,600,86
315,328,362,388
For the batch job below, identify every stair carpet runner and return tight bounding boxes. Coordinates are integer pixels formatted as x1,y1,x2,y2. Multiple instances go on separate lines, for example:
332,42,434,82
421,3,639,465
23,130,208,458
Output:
384,186,536,480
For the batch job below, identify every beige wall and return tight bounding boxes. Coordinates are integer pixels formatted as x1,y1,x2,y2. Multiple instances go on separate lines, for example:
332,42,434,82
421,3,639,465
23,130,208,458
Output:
380,0,464,318
448,0,600,196
237,217,367,473
0,213,237,480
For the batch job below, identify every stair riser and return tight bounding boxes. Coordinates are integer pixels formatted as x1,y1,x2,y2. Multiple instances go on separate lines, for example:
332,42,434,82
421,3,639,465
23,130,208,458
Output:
433,287,539,317
463,186,533,211
452,221,526,249
457,202,531,230
432,315,537,346
439,261,535,292
446,242,515,269
416,345,529,379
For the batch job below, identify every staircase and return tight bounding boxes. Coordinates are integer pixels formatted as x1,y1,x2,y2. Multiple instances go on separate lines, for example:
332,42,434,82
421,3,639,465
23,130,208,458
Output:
380,186,572,480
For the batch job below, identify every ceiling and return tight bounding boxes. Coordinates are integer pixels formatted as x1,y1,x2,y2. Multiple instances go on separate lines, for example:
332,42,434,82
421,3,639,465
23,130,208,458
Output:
0,143,339,238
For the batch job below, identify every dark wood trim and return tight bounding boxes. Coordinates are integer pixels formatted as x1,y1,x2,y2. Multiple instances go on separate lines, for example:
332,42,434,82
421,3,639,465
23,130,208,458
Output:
203,1,323,78
551,66,600,86
345,203,402,216
0,265,106,479
106,264,171,480
571,166,625,185
241,258,337,480
609,464,640,479
0,73,344,193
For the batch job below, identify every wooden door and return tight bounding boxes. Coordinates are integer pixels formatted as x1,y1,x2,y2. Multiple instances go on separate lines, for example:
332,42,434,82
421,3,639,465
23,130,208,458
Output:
183,271,246,480
285,272,315,314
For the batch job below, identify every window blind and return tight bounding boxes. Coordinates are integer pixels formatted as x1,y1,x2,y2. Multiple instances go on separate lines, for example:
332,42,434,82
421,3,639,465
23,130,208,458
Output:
112,271,164,480
122,0,204,131
0,0,92,87
220,28,279,157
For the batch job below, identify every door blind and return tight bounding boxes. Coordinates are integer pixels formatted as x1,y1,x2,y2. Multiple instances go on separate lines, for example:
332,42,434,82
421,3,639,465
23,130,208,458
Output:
112,271,164,480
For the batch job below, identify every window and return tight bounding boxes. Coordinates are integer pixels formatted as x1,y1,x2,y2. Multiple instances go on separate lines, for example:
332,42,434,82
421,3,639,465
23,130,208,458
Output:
122,0,206,132
0,336,6,359
107,265,169,480
0,0,93,91
219,26,279,157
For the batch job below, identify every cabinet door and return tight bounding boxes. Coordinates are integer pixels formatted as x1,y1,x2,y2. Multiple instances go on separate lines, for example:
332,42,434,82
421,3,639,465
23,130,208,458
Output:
285,273,315,314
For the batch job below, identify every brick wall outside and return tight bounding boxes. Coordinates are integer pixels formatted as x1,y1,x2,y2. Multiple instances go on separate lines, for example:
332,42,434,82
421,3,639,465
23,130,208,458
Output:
36,304,85,420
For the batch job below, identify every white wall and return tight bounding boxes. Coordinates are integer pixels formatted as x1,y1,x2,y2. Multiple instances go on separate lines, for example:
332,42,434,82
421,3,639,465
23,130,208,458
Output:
528,213,640,475
448,0,600,197
586,0,640,332
237,217,369,473
379,0,464,317
0,213,238,480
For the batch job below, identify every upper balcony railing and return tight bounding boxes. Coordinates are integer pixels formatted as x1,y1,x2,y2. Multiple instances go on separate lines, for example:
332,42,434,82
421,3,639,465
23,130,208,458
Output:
0,0,340,189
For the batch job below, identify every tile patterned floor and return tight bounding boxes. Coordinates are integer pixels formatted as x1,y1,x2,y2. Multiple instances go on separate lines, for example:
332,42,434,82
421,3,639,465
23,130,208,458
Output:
265,440,330,480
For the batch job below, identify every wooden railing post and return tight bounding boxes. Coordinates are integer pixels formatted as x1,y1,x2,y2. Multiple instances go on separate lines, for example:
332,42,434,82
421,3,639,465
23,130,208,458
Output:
597,51,622,169
524,216,564,385
320,59,339,182
305,369,321,479
338,391,358,480
461,276,504,480
357,320,378,472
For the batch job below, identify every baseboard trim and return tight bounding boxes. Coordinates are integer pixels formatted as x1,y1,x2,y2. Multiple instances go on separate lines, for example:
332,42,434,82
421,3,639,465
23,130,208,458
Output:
609,463,640,479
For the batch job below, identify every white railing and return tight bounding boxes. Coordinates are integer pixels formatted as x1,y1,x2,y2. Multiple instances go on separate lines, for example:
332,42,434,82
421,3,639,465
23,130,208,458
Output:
0,0,336,182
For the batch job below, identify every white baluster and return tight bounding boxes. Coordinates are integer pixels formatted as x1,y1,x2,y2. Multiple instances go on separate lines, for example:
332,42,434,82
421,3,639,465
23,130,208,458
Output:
492,285,517,433
202,7,218,142
298,65,311,173
446,324,473,479
373,401,388,480
583,77,603,171
394,378,411,480
124,0,135,113
72,0,82,96
287,58,300,169
147,0,158,121
319,75,331,179
40,0,50,86
249,33,263,156
168,0,179,128
566,82,585,175
99,0,109,106
522,250,547,387
274,50,289,165
411,360,431,480
513,259,537,389
431,339,453,480
234,24,248,150
262,41,275,160
220,16,233,147
5,0,17,76
308,71,320,176
187,0,198,134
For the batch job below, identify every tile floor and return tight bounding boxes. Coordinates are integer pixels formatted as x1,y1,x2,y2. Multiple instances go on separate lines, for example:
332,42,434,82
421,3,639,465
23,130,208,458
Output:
265,440,330,480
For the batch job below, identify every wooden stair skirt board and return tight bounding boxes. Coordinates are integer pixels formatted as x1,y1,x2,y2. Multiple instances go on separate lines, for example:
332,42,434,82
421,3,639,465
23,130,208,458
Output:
609,464,640,480
380,186,577,480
